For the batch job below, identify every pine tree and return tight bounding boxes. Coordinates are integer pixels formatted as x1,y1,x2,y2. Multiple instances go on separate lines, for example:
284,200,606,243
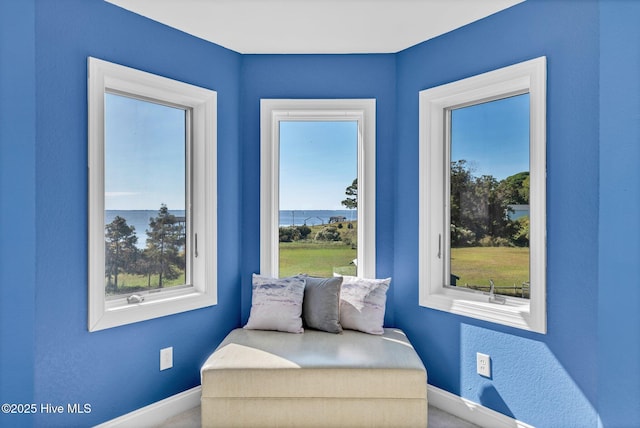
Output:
105,216,138,292
341,178,358,209
145,204,185,288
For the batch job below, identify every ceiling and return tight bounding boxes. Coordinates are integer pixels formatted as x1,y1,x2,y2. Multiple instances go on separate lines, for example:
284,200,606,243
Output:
105,0,524,54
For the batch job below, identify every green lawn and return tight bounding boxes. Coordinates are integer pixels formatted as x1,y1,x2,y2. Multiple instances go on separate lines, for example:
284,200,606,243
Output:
278,221,357,277
451,246,529,297
279,241,356,277
106,271,186,296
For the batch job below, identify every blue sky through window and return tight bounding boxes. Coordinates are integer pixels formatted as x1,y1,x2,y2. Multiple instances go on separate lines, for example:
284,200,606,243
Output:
451,93,530,180
103,94,526,211
104,93,186,211
279,121,358,210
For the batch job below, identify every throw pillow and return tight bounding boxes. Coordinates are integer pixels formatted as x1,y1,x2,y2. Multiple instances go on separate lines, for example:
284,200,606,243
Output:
244,274,306,333
301,276,343,334
337,275,390,335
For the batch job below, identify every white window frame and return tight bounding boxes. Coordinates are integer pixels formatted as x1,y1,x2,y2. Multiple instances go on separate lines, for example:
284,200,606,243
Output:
88,57,217,331
419,57,547,333
260,99,376,278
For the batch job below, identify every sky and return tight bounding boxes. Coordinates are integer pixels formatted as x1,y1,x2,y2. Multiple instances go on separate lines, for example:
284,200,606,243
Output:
103,93,527,212
451,93,530,180
279,121,357,210
104,93,186,211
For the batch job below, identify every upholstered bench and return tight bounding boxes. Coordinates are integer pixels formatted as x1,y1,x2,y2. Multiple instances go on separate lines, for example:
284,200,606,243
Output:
200,327,427,427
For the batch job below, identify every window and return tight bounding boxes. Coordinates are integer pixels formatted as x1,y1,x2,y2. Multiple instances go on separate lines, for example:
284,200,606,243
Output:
260,99,376,279
88,57,217,331
449,94,531,299
278,121,358,276
419,57,546,333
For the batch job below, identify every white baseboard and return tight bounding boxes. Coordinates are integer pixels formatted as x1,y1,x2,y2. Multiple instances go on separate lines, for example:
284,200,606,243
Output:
93,386,201,428
428,385,534,428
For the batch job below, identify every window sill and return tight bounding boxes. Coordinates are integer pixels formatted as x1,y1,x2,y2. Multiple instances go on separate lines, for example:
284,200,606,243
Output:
90,287,216,332
420,287,545,333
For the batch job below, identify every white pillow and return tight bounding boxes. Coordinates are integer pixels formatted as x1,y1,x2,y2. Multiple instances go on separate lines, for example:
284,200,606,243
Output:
244,274,306,333
337,275,390,335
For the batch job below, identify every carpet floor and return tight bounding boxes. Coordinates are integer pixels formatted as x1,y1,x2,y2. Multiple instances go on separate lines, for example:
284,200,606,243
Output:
157,404,480,428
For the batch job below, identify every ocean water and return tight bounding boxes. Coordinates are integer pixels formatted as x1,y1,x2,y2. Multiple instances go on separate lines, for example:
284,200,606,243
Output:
279,210,357,226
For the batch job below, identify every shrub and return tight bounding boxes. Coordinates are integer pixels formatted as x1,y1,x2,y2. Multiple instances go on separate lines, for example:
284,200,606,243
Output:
315,226,341,241
478,236,511,247
296,225,312,240
451,225,476,247
279,226,301,242
511,216,530,247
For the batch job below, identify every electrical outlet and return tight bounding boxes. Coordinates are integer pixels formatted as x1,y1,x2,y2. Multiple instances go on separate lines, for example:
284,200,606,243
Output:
476,352,491,377
160,347,173,371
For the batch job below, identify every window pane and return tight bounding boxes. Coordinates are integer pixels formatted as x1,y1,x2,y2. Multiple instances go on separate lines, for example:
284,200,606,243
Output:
278,121,358,277
104,93,187,297
449,93,530,298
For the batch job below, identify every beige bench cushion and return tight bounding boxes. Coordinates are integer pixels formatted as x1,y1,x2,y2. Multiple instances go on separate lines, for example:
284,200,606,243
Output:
201,328,427,400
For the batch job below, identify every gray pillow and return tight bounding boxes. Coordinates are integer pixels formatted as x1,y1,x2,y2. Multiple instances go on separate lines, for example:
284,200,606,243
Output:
301,276,343,333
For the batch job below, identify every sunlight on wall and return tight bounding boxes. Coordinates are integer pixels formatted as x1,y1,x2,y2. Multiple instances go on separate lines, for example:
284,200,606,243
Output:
460,324,597,426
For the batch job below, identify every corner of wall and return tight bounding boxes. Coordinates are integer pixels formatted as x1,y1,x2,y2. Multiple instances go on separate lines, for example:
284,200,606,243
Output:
0,0,37,417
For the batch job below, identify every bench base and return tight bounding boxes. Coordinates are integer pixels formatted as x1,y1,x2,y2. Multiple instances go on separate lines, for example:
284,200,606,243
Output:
202,397,427,428
201,328,427,428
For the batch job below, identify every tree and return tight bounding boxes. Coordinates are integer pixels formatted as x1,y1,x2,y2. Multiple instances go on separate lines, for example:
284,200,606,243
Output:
450,160,483,245
512,215,530,247
145,204,185,287
131,251,155,288
105,216,138,292
341,178,358,209
519,174,530,203
450,160,520,247
496,171,530,248
497,171,530,205
449,160,473,238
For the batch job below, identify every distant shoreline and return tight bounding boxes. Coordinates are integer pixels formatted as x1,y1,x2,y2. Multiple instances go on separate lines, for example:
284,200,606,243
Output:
277,209,357,226
104,209,357,246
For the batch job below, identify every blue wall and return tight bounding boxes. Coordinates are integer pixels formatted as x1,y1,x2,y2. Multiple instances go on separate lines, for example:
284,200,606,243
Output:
395,0,600,426
2,0,640,427
598,1,640,426
2,0,242,426
0,2,37,428
239,54,397,326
